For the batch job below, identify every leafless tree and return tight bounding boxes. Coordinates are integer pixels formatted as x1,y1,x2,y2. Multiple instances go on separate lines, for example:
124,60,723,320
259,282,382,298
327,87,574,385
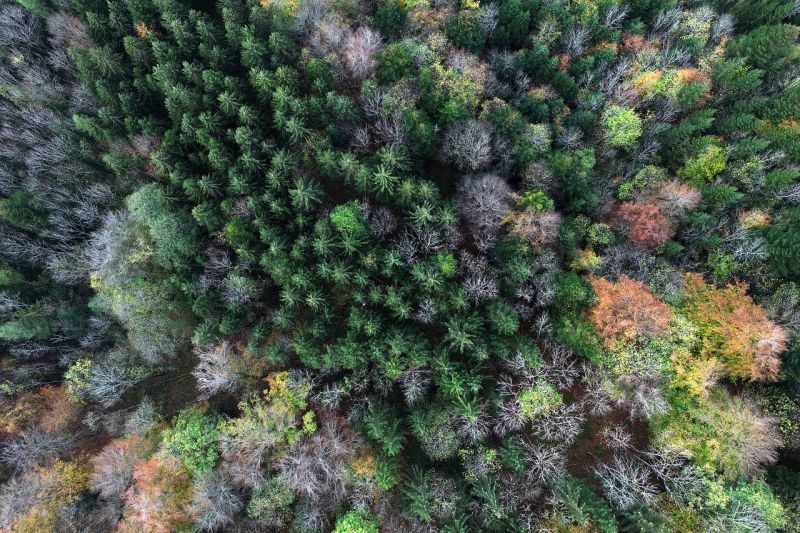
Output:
477,3,499,36
0,425,68,473
86,362,137,408
535,403,585,445
199,247,235,292
763,283,800,331
0,5,40,52
726,227,768,263
315,382,348,409
578,365,613,418
615,377,669,420
374,109,407,146
344,27,381,81
508,209,562,245
457,174,511,251
652,179,701,218
462,273,499,305
400,367,431,405
641,445,705,504
540,342,579,390
562,26,590,57
367,205,397,239
413,297,437,324
521,441,568,484
308,15,348,58
193,341,242,400
90,438,145,500
351,126,372,153
593,455,658,510
441,119,494,172
191,471,243,532
601,425,634,451
650,9,682,38
0,471,41,528
604,4,629,29
601,57,633,98
279,413,361,523
45,10,85,46
779,182,800,204
706,500,771,533
64,500,120,532
521,161,557,193
125,397,159,436
698,394,782,477
457,404,491,445
222,272,259,305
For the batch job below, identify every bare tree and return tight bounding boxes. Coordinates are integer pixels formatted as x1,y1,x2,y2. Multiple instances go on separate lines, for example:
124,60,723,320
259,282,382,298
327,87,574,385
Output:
0,425,68,473
641,446,705,504
779,182,800,204
536,403,585,445
344,27,381,81
367,205,398,239
697,394,782,477
457,402,491,445
601,425,634,451
0,5,40,52
279,413,361,525
193,341,242,400
191,471,243,532
462,273,499,305
400,367,431,405
540,342,579,390
441,119,494,172
521,441,568,484
603,4,629,29
86,362,137,408
0,471,41,528
562,26,590,57
593,455,658,510
91,437,145,500
373,109,407,146
413,297,437,325
652,179,701,218
456,174,512,253
706,500,771,533
125,397,159,436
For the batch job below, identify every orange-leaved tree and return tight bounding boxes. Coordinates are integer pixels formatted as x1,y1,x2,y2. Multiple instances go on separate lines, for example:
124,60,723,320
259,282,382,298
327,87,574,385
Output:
682,273,786,381
588,275,672,349
119,455,193,533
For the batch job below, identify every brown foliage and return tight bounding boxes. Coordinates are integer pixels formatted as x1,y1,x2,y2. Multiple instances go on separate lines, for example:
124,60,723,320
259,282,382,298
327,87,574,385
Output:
589,275,672,349
621,33,649,52
683,273,786,380
119,456,193,533
612,202,674,247
0,385,80,437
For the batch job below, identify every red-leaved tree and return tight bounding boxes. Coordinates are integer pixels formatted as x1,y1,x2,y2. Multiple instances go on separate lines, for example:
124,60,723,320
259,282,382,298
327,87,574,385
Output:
612,202,674,247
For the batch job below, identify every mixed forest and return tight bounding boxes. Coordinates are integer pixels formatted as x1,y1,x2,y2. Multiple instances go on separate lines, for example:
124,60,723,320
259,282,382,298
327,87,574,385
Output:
1,0,800,530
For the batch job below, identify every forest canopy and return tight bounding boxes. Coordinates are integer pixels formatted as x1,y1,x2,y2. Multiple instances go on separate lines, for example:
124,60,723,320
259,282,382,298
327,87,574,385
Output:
1,0,800,531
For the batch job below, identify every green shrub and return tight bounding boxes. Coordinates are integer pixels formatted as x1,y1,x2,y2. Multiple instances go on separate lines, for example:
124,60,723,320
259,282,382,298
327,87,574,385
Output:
333,510,380,533
162,408,221,476
602,105,642,148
